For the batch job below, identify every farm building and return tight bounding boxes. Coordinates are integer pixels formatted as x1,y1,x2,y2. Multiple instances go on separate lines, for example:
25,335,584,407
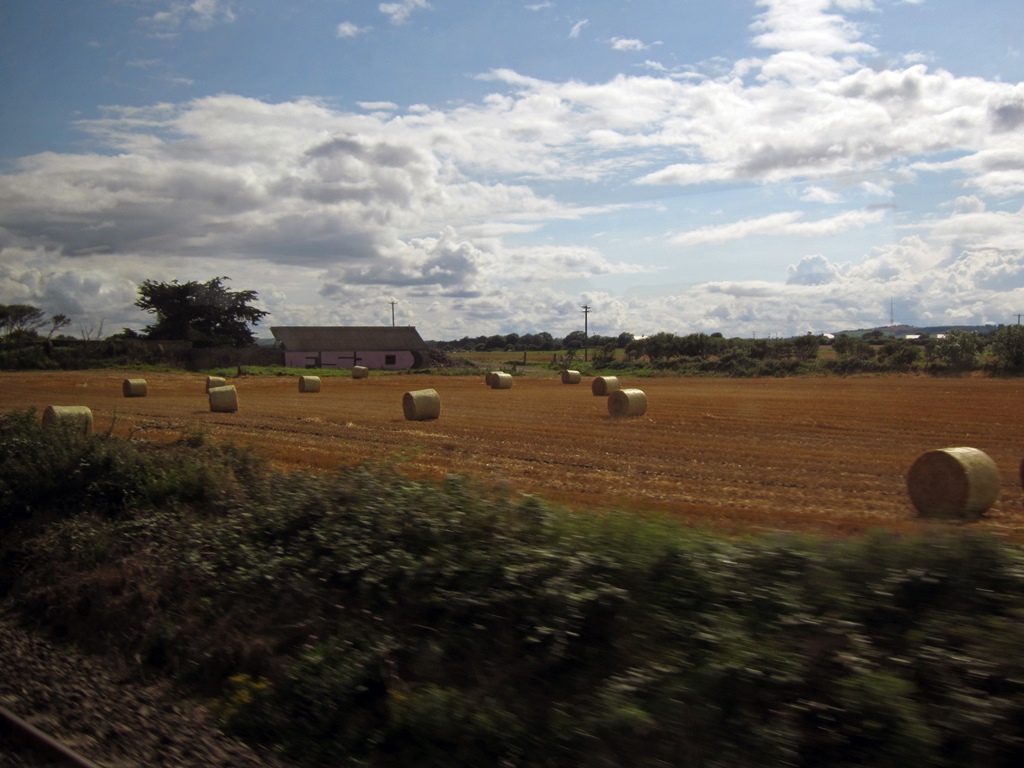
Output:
270,326,428,370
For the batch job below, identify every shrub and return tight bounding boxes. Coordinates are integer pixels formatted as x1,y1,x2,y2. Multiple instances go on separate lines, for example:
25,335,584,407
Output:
877,340,921,371
5,424,1024,767
933,330,983,371
988,325,1024,371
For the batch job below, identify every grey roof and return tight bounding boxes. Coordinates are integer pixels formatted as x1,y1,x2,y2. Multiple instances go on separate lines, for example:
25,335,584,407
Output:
270,326,427,351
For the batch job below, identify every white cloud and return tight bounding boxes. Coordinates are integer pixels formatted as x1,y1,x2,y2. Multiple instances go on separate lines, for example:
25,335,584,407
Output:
751,0,876,57
569,20,588,39
610,38,648,52
786,254,843,284
139,0,236,33
358,101,399,111
669,209,886,246
800,185,843,203
379,0,431,25
1,0,1022,338
336,22,366,39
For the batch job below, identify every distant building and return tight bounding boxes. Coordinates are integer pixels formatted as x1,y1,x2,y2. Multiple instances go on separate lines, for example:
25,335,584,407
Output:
270,326,428,370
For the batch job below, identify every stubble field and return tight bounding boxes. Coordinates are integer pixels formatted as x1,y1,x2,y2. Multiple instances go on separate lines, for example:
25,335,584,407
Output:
3,369,1022,538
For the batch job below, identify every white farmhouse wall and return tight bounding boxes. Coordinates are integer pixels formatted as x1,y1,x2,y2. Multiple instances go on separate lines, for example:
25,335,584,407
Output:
284,350,416,370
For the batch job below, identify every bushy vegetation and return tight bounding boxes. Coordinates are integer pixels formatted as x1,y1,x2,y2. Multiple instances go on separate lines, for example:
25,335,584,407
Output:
5,293,1024,377
3,410,1024,767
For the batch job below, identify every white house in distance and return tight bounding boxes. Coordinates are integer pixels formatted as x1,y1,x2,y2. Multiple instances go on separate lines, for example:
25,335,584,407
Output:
270,326,429,370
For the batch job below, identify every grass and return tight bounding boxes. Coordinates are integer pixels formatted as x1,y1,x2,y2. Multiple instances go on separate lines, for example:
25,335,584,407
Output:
3,408,1024,767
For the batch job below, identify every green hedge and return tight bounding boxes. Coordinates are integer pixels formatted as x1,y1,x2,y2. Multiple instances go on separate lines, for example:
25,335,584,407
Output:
2,409,1024,767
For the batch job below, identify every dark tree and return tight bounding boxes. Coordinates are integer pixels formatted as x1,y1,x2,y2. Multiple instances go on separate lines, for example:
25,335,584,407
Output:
988,325,1024,369
791,332,821,361
46,314,71,340
135,277,269,348
0,304,47,341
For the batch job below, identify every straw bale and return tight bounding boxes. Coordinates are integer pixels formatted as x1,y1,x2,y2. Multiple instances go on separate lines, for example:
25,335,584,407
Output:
561,369,582,384
490,372,513,389
122,378,148,398
352,366,369,379
608,388,648,418
592,376,620,396
205,376,226,392
42,405,93,437
485,371,500,387
208,384,239,413
906,446,1000,519
298,375,321,393
403,388,441,421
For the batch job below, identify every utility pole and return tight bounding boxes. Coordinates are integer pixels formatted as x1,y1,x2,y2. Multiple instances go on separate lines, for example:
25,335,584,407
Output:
389,300,397,327
581,304,590,362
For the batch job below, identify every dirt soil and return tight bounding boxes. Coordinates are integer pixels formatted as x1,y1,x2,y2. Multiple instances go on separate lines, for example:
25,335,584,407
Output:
1,368,1023,766
3,369,1023,538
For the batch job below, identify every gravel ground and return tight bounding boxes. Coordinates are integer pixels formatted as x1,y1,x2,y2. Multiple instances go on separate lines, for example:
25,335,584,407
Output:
0,604,295,768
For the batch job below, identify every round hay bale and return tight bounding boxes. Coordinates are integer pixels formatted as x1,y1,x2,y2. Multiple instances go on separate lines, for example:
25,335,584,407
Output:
608,388,648,418
205,375,226,392
403,388,441,421
42,405,93,437
485,371,500,387
490,372,513,390
209,384,238,413
298,375,321,393
561,369,582,384
122,378,148,398
592,376,620,396
906,447,1001,519
352,366,369,379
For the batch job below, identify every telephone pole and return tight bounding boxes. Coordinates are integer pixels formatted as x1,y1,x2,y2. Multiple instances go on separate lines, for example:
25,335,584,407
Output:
389,300,397,327
581,304,591,362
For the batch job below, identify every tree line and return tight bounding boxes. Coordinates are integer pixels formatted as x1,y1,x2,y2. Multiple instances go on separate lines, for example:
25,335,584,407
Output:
3,275,1024,373
434,327,1024,374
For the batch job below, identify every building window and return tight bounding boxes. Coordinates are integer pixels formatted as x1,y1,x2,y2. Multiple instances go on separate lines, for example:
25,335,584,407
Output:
385,354,396,365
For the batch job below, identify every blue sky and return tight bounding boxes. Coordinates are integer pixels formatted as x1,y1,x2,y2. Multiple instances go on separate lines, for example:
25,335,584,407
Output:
1,0,1022,340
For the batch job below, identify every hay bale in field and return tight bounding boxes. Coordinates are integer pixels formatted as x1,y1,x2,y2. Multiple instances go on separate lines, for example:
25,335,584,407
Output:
490,372,513,390
352,366,369,379
42,405,93,437
209,384,238,413
608,388,648,418
298,375,321,393
122,378,148,398
906,447,1000,519
403,388,441,421
592,376,620,396
206,375,226,392
485,371,500,387
561,369,582,384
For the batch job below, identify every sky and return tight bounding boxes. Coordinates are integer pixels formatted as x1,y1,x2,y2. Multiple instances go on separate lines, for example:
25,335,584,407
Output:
1,0,1022,341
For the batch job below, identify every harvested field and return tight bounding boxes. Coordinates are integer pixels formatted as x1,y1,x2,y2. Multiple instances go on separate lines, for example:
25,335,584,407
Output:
3,370,1022,538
